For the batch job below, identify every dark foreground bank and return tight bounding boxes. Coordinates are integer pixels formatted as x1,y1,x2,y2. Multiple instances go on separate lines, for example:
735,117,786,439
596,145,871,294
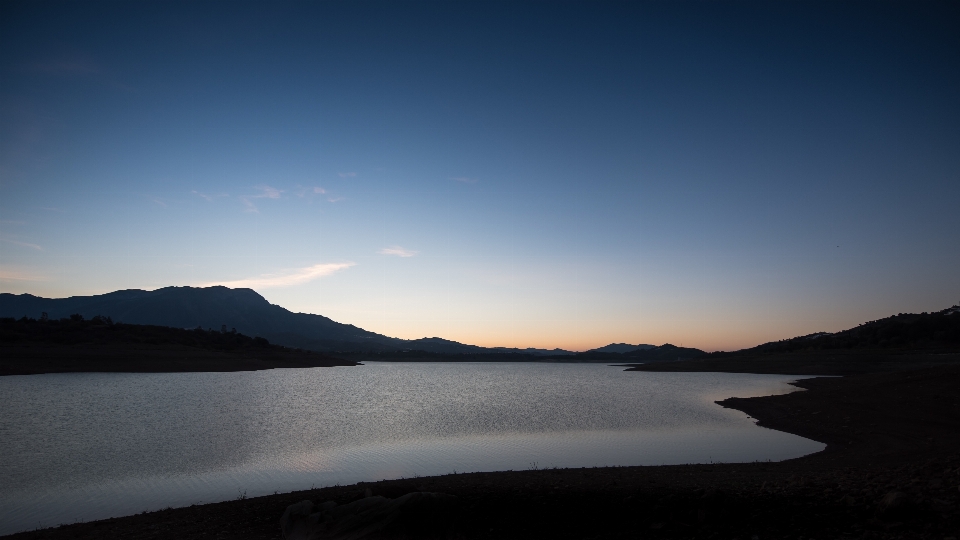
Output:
622,349,960,376
0,317,358,375
6,363,959,539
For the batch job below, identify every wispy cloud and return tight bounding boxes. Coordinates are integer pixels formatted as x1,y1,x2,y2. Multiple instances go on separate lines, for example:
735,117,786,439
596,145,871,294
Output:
152,198,167,207
450,176,478,184
191,190,228,201
338,172,357,178
254,185,282,199
327,196,345,203
295,186,326,198
0,237,42,251
199,262,355,289
379,246,418,257
240,198,259,213
239,185,283,213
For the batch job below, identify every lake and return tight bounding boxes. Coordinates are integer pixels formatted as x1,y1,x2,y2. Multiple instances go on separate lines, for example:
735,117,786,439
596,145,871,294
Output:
0,362,824,534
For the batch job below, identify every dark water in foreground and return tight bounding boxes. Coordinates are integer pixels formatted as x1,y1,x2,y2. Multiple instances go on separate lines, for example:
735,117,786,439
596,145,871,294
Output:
0,362,824,534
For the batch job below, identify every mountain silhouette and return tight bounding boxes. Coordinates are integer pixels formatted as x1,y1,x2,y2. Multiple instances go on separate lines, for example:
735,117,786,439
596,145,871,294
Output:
587,343,656,354
0,286,573,355
0,286,402,352
619,343,705,361
715,304,960,355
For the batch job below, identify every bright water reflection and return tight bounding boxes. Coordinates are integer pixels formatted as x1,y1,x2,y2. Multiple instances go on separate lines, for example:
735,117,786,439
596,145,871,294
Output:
0,362,824,534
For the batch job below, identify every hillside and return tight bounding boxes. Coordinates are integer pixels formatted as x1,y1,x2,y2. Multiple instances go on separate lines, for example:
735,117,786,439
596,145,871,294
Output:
0,287,403,352
626,304,960,375
0,287,577,356
730,304,960,354
586,343,656,354
555,343,705,363
7,287,953,367
0,314,357,375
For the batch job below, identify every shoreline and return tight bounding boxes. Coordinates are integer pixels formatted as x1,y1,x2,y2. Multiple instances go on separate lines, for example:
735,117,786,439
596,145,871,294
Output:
6,347,958,378
5,364,960,539
622,350,960,376
0,344,358,376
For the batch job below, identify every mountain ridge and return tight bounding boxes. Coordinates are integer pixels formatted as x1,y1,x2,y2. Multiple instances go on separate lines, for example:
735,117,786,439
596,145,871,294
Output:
0,287,579,356
586,343,656,354
0,286,398,351
709,304,960,356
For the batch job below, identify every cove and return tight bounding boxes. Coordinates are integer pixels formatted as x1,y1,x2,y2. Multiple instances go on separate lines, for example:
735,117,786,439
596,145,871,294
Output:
0,362,824,534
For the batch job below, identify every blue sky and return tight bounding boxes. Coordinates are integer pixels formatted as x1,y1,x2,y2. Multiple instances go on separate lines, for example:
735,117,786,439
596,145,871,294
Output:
1,1,958,351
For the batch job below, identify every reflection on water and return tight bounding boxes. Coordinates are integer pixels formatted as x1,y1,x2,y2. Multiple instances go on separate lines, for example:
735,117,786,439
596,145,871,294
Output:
0,362,823,534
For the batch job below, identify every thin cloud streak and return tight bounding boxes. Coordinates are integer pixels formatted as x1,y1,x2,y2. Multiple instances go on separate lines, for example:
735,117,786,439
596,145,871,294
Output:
295,186,326,198
0,238,42,250
240,198,259,213
379,246,418,257
239,185,283,212
254,185,282,199
190,190,228,201
199,262,355,289
338,172,357,178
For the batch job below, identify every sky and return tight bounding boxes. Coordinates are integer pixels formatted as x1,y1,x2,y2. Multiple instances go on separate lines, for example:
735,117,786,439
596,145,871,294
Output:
1,1,958,352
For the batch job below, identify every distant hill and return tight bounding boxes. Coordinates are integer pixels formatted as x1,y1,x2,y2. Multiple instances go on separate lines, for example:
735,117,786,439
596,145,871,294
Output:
550,343,705,363
625,305,960,375
398,337,577,356
0,287,573,356
713,304,960,357
587,343,656,354
620,343,705,362
0,286,404,352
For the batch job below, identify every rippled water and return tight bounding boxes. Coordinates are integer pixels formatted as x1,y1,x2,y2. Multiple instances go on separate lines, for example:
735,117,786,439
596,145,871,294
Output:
0,362,823,534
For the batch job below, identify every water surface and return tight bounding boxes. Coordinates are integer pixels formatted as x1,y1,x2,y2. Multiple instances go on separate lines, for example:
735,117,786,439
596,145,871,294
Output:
0,362,823,534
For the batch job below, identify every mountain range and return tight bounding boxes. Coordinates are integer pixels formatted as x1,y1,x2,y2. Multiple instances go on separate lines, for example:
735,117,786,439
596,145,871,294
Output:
585,343,656,354
0,286,578,356
2,286,954,363
705,304,960,356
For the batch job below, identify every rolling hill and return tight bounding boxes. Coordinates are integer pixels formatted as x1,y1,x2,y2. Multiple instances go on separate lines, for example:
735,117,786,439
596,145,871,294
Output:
586,343,656,354
0,286,575,355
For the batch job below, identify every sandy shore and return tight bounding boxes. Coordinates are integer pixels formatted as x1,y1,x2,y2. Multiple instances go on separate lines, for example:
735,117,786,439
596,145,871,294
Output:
5,363,960,539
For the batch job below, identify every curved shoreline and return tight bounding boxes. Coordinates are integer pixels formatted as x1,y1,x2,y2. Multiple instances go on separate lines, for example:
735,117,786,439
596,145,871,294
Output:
5,364,960,539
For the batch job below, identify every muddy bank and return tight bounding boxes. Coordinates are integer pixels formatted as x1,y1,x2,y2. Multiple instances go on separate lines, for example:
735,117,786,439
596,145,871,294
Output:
621,349,960,376
719,363,960,467
6,365,960,539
